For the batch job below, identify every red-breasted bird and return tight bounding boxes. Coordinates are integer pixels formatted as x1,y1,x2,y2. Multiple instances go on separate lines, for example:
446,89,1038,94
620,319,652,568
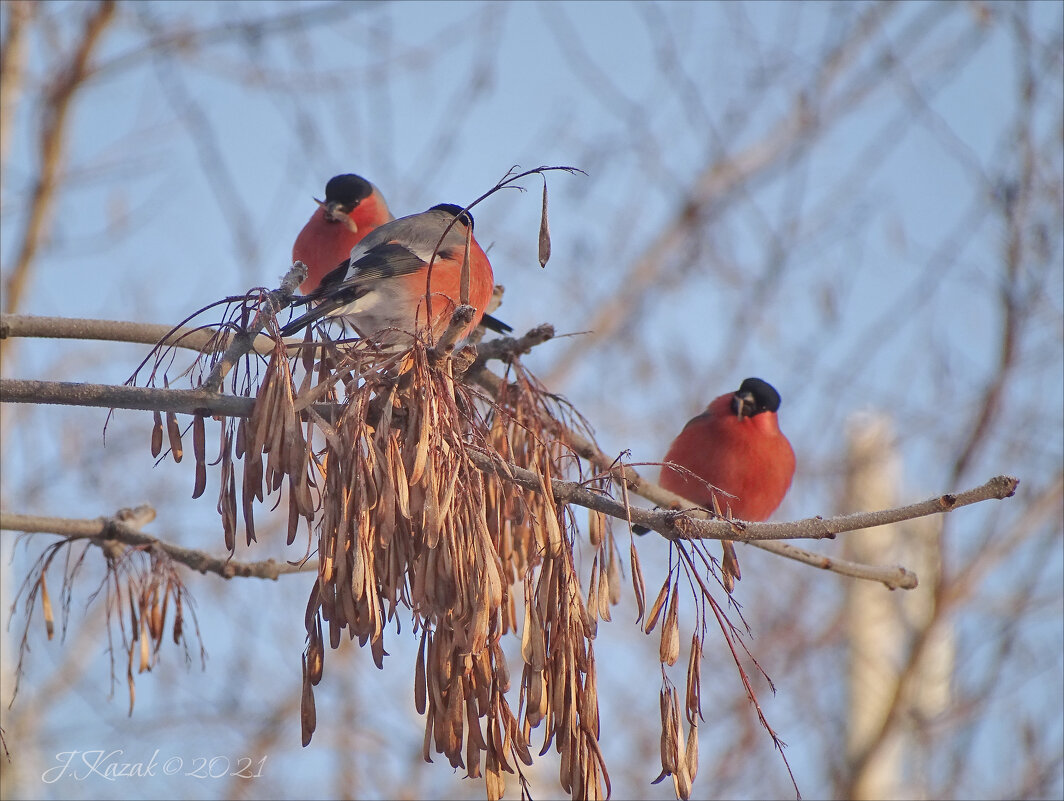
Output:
641,377,795,589
292,173,394,294
281,204,499,345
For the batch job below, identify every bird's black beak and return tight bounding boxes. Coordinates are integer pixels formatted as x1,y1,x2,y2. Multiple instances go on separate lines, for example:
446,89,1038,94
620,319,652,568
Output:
316,198,353,225
733,390,756,420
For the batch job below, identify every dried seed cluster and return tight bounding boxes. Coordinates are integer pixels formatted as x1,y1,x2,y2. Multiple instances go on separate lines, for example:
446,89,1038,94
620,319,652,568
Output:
131,288,748,801
15,538,202,719
176,325,617,800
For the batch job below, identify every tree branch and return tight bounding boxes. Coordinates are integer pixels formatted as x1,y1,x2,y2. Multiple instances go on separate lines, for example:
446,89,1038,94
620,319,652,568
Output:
1,507,316,580
0,377,1018,562
0,313,278,355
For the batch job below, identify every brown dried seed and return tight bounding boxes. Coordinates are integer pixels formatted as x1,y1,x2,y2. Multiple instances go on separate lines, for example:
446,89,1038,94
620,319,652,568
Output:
193,460,207,500
539,181,552,268
465,693,488,752
410,403,431,485
582,656,600,737
286,481,300,546
139,618,151,673
415,628,428,715
542,500,563,557
673,688,692,800
659,688,676,776
423,457,441,548
370,631,386,670
524,667,545,728
485,752,504,801
423,697,436,764
660,585,680,666
631,542,647,623
235,417,246,459
686,633,703,724
598,552,612,622
308,619,324,685
684,720,699,783
127,577,138,633
301,654,316,747
151,410,163,457
491,641,510,694
127,641,136,717
39,574,54,640
149,585,162,642
166,411,183,462
644,576,670,634
588,509,602,548
559,732,572,794
173,592,183,644
159,583,171,644
390,436,410,520
722,539,741,593
304,582,321,632
193,413,206,462
241,461,258,546
465,724,482,779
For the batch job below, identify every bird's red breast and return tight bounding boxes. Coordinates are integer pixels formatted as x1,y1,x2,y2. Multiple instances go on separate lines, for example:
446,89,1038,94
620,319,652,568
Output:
659,378,795,522
402,226,494,341
292,174,394,294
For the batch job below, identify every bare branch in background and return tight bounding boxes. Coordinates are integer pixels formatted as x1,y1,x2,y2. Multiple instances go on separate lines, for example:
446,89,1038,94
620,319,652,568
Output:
1,0,116,330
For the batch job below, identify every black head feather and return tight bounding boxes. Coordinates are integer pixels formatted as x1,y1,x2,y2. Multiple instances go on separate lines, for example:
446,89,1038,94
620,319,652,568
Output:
324,174,373,206
732,377,782,418
429,203,474,229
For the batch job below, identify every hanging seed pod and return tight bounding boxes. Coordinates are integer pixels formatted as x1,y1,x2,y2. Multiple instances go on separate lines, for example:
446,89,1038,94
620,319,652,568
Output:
39,574,54,640
151,410,163,457
644,576,671,634
685,633,703,725
166,412,183,463
597,550,612,622
415,627,429,715
148,583,163,642
607,536,622,606
139,617,150,673
585,557,600,637
660,584,681,667
684,719,699,785
631,541,647,623
126,639,136,717
301,653,316,747
307,619,324,686
172,591,184,645
653,688,676,783
538,180,552,268
192,413,207,499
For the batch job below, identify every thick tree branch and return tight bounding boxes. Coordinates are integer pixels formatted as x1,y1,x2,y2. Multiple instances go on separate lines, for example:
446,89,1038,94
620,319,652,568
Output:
2,378,265,417
1,508,316,580
0,377,1018,564
0,313,279,355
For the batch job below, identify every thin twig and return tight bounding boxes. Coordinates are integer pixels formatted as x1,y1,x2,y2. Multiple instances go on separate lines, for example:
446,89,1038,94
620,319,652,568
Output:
201,263,306,393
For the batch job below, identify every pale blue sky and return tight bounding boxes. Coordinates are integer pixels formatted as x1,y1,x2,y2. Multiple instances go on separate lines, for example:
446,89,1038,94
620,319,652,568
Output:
2,2,1062,799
